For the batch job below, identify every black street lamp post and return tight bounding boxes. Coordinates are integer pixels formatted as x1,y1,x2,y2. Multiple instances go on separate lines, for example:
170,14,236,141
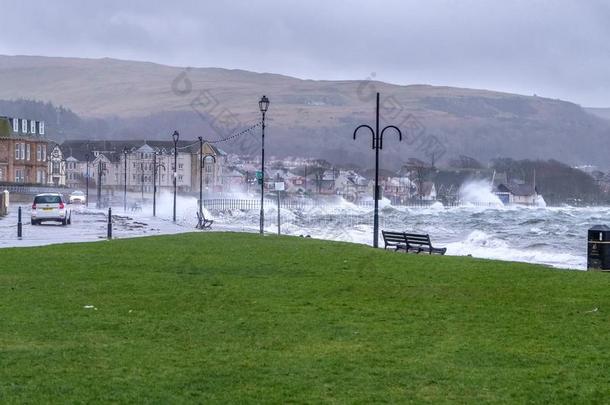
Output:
202,153,216,209
85,153,90,207
197,138,217,216
123,147,128,212
258,95,269,234
96,160,105,209
152,151,165,217
140,162,145,201
172,130,179,222
353,92,402,248
198,136,203,216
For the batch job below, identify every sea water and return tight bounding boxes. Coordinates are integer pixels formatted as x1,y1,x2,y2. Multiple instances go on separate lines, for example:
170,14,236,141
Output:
211,199,606,270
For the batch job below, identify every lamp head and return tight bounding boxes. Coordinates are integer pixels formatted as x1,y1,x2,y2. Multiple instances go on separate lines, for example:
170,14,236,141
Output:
172,130,180,143
259,95,270,113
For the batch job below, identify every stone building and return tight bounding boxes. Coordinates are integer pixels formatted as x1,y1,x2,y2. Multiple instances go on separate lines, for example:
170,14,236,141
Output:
0,116,49,184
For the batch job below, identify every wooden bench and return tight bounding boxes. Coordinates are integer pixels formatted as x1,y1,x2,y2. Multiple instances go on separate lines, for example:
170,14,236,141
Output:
382,230,446,255
381,230,409,252
196,211,213,229
403,233,447,255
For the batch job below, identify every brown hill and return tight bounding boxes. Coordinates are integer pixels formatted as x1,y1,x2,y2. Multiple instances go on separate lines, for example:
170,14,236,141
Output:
1,55,609,169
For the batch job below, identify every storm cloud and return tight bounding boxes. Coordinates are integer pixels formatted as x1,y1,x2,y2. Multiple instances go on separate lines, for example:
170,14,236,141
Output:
0,0,609,106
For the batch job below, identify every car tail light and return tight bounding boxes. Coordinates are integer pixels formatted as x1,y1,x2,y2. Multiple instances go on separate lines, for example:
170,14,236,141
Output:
32,203,36,210
59,202,65,209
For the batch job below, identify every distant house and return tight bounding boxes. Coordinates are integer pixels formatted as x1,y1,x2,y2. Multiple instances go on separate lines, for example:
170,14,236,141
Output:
65,156,81,189
47,143,66,186
383,177,415,204
495,182,538,205
335,170,369,201
222,168,248,193
419,182,437,201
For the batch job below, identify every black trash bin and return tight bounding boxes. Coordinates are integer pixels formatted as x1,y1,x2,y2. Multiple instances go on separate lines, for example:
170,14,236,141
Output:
587,225,610,271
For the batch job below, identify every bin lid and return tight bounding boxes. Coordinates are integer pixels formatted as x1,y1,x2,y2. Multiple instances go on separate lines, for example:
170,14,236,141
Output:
590,225,610,231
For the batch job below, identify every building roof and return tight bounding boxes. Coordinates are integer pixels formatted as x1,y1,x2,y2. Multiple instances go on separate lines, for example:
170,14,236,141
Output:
496,182,537,196
59,139,224,162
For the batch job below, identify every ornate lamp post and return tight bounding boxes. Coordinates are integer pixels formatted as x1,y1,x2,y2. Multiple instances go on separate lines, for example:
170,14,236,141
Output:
123,147,129,212
353,92,402,248
152,151,165,217
96,159,107,209
198,137,217,215
85,153,90,207
258,95,269,234
198,136,203,216
172,130,179,222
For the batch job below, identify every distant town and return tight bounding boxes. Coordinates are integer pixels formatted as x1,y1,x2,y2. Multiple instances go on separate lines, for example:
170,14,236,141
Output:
1,115,609,207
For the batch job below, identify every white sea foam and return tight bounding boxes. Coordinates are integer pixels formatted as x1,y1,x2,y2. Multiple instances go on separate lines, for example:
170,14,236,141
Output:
459,180,503,205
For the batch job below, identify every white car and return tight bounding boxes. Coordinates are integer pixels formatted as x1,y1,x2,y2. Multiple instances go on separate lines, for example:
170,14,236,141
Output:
69,190,86,204
31,193,72,225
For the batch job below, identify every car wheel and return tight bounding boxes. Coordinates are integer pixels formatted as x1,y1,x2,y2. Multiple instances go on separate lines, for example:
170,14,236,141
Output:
31,219,36,225
61,218,67,226
67,215,72,225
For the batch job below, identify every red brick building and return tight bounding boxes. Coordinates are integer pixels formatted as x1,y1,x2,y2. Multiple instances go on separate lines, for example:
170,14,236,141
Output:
0,116,49,184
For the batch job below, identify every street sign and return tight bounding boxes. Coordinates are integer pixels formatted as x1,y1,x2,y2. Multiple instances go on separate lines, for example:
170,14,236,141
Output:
255,171,263,180
275,182,285,191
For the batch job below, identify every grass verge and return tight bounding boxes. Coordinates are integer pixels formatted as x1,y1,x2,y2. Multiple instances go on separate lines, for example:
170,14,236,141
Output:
0,232,609,403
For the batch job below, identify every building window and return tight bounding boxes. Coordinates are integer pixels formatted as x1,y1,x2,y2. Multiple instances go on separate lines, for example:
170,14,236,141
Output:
39,121,45,135
36,145,42,161
14,143,26,160
42,145,46,161
178,163,184,170
21,119,27,134
12,118,18,133
15,169,24,183
30,121,36,134
26,144,31,161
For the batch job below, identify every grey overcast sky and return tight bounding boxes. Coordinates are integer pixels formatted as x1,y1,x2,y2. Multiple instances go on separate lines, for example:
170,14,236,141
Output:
1,0,609,106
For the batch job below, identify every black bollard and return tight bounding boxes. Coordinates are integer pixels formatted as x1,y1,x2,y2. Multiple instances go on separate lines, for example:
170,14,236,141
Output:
17,206,22,238
107,207,112,240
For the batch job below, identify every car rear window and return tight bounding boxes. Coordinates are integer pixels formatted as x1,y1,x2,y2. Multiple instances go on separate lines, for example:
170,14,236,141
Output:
34,195,62,204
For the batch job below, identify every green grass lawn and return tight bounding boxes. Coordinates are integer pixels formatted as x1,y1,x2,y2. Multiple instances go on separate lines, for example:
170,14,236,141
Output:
1,233,609,403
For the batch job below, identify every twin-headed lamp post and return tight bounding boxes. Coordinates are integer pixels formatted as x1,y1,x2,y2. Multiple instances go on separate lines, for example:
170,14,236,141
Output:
353,92,402,248
259,95,270,234
197,136,216,216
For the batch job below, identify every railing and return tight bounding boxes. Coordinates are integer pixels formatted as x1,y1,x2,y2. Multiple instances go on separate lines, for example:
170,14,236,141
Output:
0,184,69,195
201,198,505,211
